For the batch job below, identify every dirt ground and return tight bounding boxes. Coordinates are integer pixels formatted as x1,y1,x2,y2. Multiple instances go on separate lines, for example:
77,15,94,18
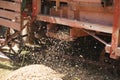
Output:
0,24,120,80
0,36,120,80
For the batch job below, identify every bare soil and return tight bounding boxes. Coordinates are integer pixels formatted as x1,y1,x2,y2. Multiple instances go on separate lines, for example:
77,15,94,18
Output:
2,36,119,80
0,23,120,80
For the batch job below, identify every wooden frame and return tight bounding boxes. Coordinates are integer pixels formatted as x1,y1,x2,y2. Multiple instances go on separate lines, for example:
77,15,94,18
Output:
0,0,21,31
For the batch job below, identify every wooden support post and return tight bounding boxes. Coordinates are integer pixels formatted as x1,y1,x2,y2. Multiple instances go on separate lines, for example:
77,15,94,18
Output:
37,0,41,14
56,0,60,11
111,0,120,59
32,0,41,16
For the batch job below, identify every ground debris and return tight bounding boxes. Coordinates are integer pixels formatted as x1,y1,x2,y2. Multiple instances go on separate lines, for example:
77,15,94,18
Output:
2,23,120,80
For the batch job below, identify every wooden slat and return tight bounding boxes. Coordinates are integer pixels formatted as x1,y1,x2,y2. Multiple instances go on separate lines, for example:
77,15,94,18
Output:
0,9,21,22
0,1,21,12
0,0,21,30
51,0,113,13
13,0,21,2
51,0,101,3
0,18,21,31
68,2,113,14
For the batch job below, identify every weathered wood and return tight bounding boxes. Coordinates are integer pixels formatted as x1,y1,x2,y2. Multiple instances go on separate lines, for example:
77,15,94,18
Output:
37,15,112,33
51,0,101,3
110,0,120,59
0,9,21,22
0,1,21,12
13,0,21,2
0,18,21,31
0,0,21,30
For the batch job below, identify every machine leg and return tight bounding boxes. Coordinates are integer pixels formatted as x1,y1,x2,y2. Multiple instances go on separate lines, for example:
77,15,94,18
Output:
110,0,120,59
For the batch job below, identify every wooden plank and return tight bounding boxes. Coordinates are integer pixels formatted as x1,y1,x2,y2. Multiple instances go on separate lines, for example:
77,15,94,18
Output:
51,0,113,14
37,15,112,34
0,18,21,31
50,8,62,17
3,0,21,2
73,0,101,3
68,2,113,14
13,0,22,2
0,1,21,12
50,6,113,25
79,11,113,26
51,0,101,3
0,9,21,22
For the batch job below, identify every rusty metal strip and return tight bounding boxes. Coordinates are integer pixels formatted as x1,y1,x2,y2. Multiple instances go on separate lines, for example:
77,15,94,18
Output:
0,1,21,12
37,15,112,33
0,9,21,22
0,18,21,31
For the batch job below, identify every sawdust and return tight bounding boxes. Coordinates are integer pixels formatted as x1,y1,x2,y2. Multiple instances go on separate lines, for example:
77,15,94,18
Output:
6,64,64,80
0,69,12,80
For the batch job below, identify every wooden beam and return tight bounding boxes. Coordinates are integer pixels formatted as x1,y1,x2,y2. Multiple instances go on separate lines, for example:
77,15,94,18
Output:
37,15,112,33
51,0,101,3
